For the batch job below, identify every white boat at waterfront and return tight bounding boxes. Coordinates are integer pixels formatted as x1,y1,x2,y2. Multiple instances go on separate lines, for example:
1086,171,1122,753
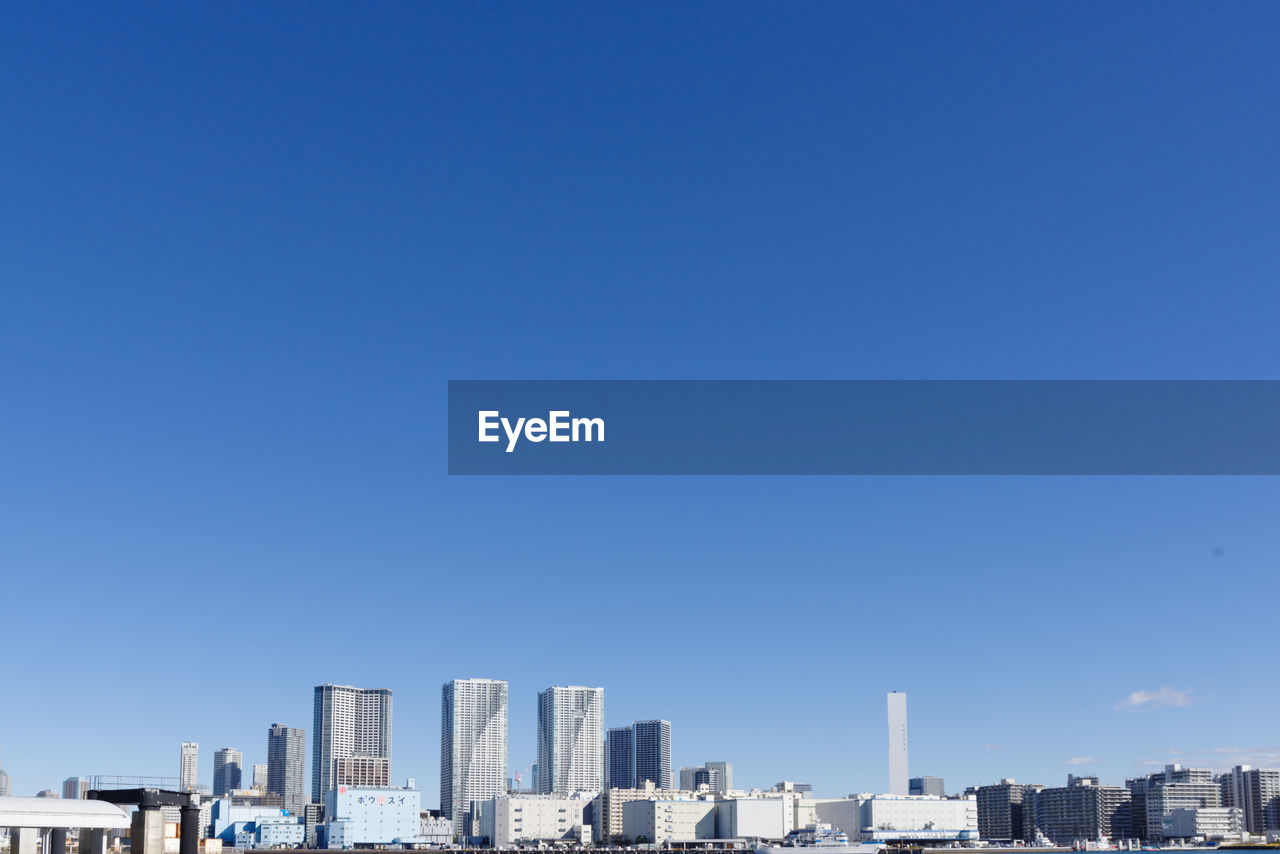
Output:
756,823,885,854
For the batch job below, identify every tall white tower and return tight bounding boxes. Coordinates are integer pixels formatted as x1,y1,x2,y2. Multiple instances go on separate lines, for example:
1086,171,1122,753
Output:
180,742,199,792
312,684,393,802
536,685,604,796
441,678,509,835
887,691,908,795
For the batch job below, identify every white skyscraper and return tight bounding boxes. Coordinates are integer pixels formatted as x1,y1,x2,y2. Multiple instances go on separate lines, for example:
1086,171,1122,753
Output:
180,742,199,792
537,685,604,796
441,678,509,834
887,691,908,795
312,684,393,802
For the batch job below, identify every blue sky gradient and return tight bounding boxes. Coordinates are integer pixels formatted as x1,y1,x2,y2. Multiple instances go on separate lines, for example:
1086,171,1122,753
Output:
1,2,1278,802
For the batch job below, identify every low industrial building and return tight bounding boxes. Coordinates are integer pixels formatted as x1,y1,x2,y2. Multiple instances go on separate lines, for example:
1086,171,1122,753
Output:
1162,807,1244,840
323,786,423,848
622,799,717,844
478,796,588,847
815,794,978,843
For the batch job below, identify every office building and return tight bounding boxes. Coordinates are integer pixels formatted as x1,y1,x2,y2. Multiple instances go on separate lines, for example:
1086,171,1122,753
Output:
1032,776,1132,845
312,684,393,802
623,799,717,845
180,742,199,792
252,765,268,790
976,779,1038,842
267,723,306,813
633,720,672,790
911,776,945,797
607,727,635,790
887,692,908,795
214,748,244,797
536,686,604,796
0,760,10,797
441,678,509,835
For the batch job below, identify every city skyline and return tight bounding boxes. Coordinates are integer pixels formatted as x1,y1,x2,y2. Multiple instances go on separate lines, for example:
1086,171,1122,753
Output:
3,676,1273,807
3,0,1279,816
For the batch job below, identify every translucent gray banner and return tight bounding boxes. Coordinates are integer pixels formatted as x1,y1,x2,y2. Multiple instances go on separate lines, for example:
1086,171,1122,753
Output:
447,381,1280,474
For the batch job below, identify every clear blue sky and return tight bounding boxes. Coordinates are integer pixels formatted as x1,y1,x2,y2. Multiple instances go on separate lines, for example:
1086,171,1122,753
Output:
2,2,1279,804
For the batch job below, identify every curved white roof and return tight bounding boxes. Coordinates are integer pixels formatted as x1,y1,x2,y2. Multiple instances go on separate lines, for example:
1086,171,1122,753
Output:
0,797,130,828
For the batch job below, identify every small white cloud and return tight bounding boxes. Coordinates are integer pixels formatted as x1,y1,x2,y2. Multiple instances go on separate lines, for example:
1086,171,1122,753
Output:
1115,687,1193,711
984,743,1004,751
1066,756,1099,766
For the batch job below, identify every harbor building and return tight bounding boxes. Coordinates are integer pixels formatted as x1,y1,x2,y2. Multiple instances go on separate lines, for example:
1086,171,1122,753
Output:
816,794,978,843
312,684,393,802
1162,807,1244,840
479,795,589,847
441,678,508,836
536,686,604,796
622,799,716,845
323,785,422,847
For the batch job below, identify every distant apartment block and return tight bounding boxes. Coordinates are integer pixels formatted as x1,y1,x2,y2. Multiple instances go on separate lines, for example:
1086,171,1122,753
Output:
267,723,306,812
911,776,945,797
607,727,635,790
1220,765,1280,835
213,747,243,796
633,720,672,790
180,742,199,792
